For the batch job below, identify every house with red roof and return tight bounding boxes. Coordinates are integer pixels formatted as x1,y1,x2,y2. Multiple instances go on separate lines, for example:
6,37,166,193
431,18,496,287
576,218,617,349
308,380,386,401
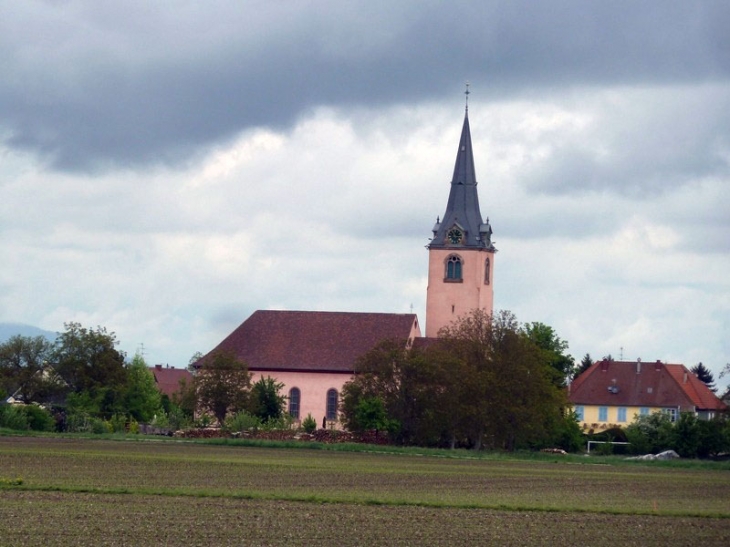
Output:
149,364,193,399
568,359,727,431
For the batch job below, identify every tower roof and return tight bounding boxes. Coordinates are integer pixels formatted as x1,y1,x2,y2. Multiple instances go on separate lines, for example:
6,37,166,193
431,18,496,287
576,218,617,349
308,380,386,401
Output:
429,109,494,250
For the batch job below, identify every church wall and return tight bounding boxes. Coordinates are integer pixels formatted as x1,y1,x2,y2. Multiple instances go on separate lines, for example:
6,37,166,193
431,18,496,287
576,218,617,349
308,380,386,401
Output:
250,370,352,428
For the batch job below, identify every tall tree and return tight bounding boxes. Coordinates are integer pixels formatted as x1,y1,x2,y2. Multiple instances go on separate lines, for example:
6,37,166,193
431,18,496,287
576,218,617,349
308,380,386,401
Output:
342,338,448,446
124,354,162,422
52,323,128,416
0,335,61,403
196,351,251,426
440,310,567,450
574,353,594,378
522,322,575,385
690,362,716,392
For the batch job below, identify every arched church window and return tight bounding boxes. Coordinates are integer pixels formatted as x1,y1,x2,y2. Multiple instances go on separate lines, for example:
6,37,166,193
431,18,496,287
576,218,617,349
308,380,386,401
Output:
288,387,300,419
484,258,490,285
446,255,462,281
326,389,338,421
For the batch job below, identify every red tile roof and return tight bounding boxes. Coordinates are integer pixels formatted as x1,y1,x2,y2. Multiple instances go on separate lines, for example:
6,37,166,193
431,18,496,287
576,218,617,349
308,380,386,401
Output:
569,360,727,412
200,310,421,373
149,365,193,398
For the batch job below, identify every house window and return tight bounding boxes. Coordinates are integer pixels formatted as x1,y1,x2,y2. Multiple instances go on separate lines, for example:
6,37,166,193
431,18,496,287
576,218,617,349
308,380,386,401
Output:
326,389,338,421
574,406,584,421
598,406,608,422
484,258,490,285
288,387,300,419
640,407,650,416
617,407,627,422
445,255,462,281
663,408,678,423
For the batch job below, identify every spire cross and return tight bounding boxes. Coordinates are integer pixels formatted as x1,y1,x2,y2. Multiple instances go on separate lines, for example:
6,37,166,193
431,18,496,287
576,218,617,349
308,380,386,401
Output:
465,81,470,111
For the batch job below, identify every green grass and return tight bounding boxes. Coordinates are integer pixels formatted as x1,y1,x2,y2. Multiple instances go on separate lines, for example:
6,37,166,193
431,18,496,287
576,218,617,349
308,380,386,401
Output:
1,436,730,545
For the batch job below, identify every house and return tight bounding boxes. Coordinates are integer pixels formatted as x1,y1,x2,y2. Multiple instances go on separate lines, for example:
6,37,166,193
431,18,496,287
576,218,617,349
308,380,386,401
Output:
149,364,193,399
196,94,497,425
568,359,728,431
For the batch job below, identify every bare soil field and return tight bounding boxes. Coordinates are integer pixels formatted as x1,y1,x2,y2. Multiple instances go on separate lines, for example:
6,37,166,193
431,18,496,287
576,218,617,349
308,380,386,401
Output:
1,436,729,546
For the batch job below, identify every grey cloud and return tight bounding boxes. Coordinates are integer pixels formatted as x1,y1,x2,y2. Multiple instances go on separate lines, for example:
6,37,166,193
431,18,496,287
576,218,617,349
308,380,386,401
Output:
520,86,730,197
2,1,730,172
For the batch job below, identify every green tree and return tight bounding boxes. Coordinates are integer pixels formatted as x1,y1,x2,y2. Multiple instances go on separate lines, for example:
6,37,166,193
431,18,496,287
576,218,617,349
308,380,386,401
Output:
438,310,568,451
196,351,251,426
249,376,286,422
575,353,593,378
342,338,447,445
0,335,61,404
124,354,162,423
52,323,128,417
187,351,203,372
523,322,575,385
690,362,716,392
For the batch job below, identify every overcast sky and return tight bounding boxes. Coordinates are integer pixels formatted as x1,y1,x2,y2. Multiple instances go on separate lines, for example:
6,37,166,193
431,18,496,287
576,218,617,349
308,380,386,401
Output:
1,1,729,386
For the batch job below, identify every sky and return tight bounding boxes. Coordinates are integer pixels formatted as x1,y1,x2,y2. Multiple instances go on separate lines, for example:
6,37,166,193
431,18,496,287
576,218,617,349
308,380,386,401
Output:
1,1,729,386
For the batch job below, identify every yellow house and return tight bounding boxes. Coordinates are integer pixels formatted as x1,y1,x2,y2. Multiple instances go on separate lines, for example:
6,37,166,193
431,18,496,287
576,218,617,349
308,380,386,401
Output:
568,359,727,431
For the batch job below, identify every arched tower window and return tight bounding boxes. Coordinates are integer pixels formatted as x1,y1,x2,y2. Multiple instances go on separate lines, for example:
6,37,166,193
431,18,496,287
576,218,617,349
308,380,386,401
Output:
288,387,300,419
445,255,462,281
326,389,338,421
484,258,490,285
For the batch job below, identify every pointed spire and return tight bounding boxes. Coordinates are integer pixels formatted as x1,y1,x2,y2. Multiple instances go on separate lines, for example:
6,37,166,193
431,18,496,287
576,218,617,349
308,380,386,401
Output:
428,87,494,251
450,108,477,187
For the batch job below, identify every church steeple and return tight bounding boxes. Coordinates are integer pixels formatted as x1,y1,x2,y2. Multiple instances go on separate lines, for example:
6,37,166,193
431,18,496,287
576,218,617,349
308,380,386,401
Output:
425,91,496,338
429,108,494,251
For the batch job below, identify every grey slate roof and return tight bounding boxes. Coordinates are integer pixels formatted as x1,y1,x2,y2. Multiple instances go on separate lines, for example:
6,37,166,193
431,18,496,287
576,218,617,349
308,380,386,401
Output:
199,310,420,373
429,110,494,251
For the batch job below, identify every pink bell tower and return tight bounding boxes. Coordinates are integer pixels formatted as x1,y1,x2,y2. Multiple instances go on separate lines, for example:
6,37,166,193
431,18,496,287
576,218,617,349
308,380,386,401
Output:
425,89,496,337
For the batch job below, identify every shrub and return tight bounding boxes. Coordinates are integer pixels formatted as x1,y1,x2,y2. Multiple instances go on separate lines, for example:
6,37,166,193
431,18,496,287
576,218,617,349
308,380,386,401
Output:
260,413,294,431
302,413,317,434
109,414,127,433
65,412,109,434
224,411,261,433
697,418,730,458
549,410,584,452
0,405,29,430
166,406,192,431
23,405,55,432
625,413,674,455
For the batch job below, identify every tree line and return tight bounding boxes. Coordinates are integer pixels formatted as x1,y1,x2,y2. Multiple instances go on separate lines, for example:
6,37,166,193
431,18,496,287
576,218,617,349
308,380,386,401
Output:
0,322,291,433
341,310,582,451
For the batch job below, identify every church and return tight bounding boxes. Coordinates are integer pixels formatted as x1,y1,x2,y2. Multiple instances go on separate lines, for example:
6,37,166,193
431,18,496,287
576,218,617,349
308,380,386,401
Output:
198,99,496,425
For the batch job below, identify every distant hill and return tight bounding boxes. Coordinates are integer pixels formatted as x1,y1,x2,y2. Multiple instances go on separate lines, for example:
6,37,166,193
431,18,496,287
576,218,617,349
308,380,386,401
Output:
0,323,57,344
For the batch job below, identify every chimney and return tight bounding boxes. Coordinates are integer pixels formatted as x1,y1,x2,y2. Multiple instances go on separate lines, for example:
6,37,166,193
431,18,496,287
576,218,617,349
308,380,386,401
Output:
655,360,662,371
684,371,688,384
601,360,609,372
155,364,162,370
636,358,641,374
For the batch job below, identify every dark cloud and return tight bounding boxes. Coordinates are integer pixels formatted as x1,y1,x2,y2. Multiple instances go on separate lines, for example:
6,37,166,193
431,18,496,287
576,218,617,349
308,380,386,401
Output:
1,1,729,172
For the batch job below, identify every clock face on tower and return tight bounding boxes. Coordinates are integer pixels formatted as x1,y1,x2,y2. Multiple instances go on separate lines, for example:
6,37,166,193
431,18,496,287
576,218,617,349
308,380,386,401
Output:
447,227,463,244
